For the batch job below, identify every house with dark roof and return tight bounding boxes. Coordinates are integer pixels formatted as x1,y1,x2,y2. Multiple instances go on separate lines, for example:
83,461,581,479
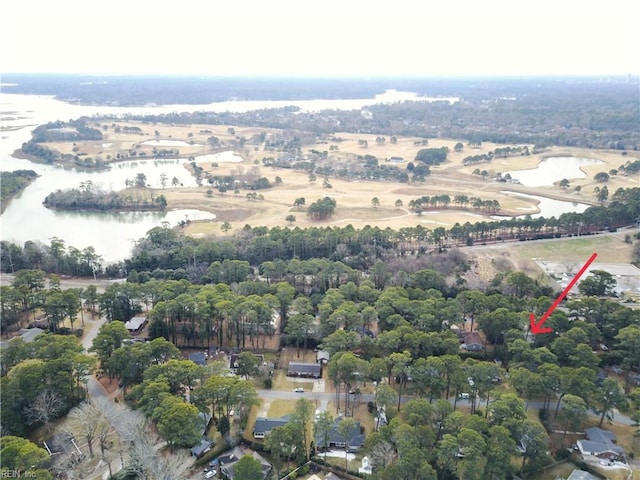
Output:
218,446,272,480
461,331,484,351
124,316,147,334
189,351,207,366
0,327,44,349
576,427,625,462
288,362,322,378
252,416,290,439
315,417,365,452
191,437,214,458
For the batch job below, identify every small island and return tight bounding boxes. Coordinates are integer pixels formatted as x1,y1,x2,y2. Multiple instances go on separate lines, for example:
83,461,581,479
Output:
0,169,38,213
43,181,167,212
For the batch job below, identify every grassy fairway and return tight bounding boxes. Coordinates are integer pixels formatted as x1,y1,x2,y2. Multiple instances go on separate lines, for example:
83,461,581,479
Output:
504,231,633,264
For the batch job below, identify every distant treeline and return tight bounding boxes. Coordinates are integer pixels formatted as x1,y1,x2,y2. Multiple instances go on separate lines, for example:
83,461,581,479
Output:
6,75,639,150
0,170,38,211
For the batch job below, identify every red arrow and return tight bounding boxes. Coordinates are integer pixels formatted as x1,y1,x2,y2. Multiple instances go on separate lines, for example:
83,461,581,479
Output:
529,252,598,335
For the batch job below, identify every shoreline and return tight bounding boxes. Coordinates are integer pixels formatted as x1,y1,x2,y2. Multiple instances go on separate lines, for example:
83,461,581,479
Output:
42,204,166,213
0,173,39,214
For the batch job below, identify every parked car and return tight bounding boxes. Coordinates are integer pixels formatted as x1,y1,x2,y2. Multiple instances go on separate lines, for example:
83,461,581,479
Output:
458,393,470,400
204,470,217,479
294,387,304,393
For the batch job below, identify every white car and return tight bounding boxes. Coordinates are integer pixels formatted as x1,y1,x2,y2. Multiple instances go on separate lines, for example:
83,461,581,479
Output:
458,393,470,400
294,387,304,393
204,470,217,479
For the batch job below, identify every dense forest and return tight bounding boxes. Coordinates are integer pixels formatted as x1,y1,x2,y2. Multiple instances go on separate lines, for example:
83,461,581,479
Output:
2,245,640,478
0,170,37,212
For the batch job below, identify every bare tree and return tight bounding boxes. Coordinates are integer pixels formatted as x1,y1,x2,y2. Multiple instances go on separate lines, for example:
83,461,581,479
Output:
25,388,65,433
95,397,193,479
66,401,111,458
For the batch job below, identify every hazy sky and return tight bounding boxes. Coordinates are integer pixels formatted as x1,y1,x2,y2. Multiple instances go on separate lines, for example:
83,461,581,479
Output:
2,0,637,77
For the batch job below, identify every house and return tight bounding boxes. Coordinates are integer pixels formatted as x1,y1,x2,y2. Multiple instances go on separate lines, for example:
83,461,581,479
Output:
218,446,272,480
287,362,322,378
576,427,625,462
191,437,214,458
566,470,600,480
315,417,365,451
316,350,330,364
252,416,290,439
189,351,207,366
0,327,44,349
325,473,343,480
124,316,147,334
229,353,265,374
461,331,484,351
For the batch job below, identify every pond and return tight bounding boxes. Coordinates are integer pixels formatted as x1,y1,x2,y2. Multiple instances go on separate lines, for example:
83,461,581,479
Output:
504,156,604,187
499,191,591,218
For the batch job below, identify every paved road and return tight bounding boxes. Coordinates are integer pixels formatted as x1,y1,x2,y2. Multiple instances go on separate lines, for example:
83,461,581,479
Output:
0,273,118,290
256,388,637,426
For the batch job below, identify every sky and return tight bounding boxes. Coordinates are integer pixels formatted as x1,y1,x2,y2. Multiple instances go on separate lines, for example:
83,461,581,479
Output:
1,0,638,78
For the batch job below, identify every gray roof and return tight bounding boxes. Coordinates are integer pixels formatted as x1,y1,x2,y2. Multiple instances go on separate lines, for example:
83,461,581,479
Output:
316,351,330,361
189,351,207,365
190,438,214,457
253,416,290,434
578,440,623,455
218,447,271,480
288,362,321,374
585,427,616,444
124,316,146,330
0,328,44,349
315,417,363,448
325,473,343,480
567,470,599,480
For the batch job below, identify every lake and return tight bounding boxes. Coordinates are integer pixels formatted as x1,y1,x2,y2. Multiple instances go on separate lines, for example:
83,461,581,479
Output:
498,191,591,218
504,156,604,187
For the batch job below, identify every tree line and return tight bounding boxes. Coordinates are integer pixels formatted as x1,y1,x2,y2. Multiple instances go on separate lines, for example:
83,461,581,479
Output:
43,185,167,211
2,187,639,285
0,170,38,212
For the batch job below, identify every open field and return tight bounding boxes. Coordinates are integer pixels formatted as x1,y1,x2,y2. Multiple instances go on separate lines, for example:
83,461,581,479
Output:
461,229,637,291
49,119,639,237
